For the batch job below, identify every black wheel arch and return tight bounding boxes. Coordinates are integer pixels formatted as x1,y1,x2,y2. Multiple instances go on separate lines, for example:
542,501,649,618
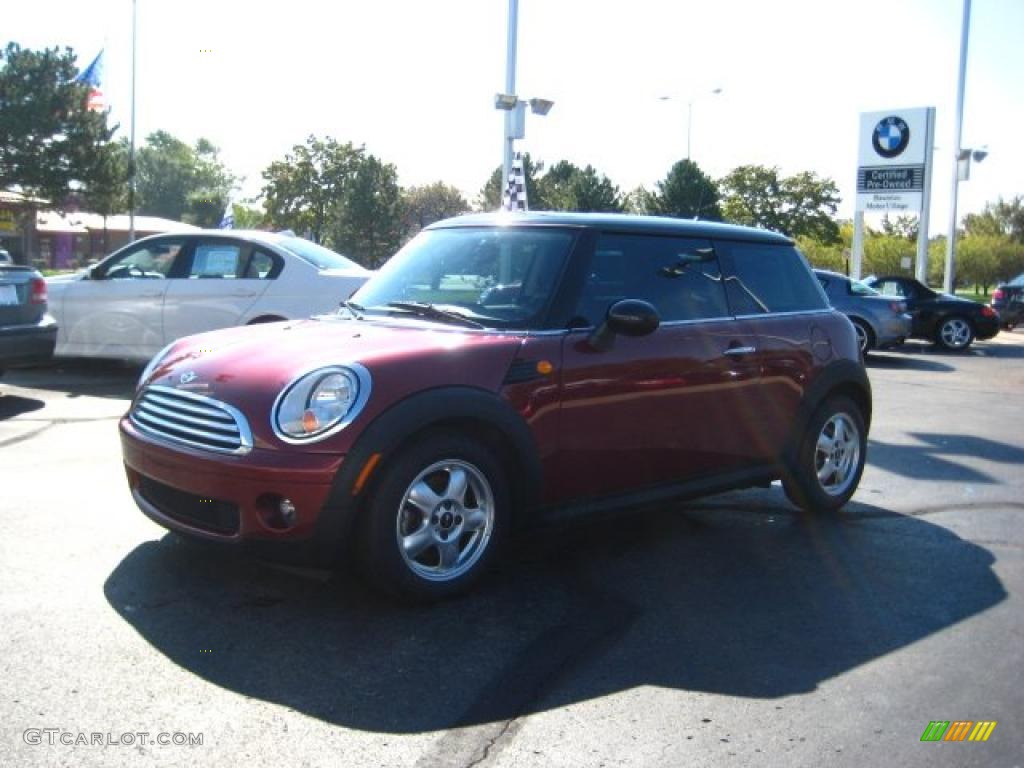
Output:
321,386,542,550
780,358,872,472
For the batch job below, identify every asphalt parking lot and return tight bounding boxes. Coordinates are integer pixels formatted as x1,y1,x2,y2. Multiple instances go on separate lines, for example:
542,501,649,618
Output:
1,334,1022,768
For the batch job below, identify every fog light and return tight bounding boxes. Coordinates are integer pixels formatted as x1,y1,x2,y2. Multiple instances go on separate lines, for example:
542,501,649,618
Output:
256,494,298,530
279,498,296,526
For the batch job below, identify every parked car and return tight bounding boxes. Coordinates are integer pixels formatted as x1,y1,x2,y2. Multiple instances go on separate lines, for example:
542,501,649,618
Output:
0,264,57,375
814,269,912,355
991,273,1024,329
0,248,13,265
862,275,1000,351
46,230,371,362
121,212,871,600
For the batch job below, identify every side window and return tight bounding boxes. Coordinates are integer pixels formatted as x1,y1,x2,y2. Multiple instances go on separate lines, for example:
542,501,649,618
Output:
876,280,908,298
102,241,183,279
722,242,828,314
242,250,276,279
573,234,729,326
188,243,244,279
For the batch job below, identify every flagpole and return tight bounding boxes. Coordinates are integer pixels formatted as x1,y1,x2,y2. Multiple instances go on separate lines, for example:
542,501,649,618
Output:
128,0,137,243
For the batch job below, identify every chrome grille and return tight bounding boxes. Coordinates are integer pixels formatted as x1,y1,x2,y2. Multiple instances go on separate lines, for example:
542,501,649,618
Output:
130,385,253,455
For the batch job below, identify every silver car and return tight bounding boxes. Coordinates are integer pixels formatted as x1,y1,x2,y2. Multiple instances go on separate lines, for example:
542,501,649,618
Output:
815,269,912,355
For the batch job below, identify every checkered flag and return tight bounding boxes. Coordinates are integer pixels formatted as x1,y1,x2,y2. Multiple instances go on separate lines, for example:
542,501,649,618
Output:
501,152,528,212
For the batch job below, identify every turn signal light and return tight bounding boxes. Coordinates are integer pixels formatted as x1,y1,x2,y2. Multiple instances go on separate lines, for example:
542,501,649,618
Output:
981,305,997,318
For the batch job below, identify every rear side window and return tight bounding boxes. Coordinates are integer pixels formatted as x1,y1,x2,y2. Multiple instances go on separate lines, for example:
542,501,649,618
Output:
572,233,729,326
721,242,827,314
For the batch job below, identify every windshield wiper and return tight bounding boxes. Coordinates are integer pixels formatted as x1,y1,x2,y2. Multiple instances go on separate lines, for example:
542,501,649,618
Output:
385,301,485,329
340,300,365,319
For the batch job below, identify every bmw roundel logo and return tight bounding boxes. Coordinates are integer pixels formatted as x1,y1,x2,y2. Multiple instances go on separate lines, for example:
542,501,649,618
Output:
872,116,910,158
179,371,198,384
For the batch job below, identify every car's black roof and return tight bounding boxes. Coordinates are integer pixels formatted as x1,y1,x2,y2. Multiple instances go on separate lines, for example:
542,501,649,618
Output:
429,211,793,244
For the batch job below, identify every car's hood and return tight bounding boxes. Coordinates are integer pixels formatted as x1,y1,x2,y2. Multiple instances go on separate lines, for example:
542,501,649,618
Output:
140,317,526,448
45,271,87,285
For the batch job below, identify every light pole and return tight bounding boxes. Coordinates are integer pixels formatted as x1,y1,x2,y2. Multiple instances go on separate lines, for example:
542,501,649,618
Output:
128,0,137,243
943,0,972,294
494,1,553,207
660,87,722,162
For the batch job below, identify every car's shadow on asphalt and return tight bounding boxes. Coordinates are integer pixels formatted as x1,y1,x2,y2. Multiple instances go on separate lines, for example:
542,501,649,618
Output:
864,352,954,372
867,431,1024,484
0,393,45,420
3,358,140,400
103,490,1006,734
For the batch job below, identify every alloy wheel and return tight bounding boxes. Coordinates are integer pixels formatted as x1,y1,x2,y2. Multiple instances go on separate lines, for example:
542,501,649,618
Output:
940,318,972,349
395,459,495,582
814,413,861,497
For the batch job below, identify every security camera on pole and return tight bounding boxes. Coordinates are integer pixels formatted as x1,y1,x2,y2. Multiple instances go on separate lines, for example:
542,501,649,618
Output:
851,107,936,282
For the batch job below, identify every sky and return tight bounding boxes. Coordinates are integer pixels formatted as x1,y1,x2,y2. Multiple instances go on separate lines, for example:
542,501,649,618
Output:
5,0,1023,234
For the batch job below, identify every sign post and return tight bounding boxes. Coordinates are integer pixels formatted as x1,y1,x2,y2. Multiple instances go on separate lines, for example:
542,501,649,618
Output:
852,107,935,280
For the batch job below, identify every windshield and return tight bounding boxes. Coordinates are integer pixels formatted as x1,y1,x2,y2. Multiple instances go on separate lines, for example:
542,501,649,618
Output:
278,237,363,271
349,227,576,330
850,279,880,296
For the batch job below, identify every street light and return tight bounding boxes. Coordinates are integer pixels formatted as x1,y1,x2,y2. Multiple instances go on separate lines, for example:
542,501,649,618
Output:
495,0,553,198
659,87,723,162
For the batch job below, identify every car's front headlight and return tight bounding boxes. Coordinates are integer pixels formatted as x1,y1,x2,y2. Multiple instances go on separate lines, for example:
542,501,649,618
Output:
137,341,178,390
273,365,370,442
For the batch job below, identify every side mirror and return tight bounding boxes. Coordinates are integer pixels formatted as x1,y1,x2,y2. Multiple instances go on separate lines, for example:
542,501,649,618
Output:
589,299,660,350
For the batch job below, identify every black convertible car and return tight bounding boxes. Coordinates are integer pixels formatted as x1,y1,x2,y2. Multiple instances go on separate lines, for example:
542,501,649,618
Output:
863,275,1000,351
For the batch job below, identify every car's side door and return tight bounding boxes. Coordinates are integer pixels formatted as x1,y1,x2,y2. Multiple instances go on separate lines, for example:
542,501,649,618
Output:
162,239,279,343
552,232,764,503
873,278,929,335
716,239,833,458
61,237,186,359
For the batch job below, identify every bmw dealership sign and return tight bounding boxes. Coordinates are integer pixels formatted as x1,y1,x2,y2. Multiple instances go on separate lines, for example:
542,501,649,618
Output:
856,107,934,213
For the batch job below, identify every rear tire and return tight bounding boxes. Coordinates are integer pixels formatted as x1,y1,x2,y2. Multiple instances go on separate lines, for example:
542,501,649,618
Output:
851,319,874,356
783,395,866,515
358,433,510,601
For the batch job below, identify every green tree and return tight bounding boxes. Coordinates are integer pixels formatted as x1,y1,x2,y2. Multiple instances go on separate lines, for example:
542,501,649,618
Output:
964,196,1024,242
330,153,403,268
0,43,116,204
956,234,1003,295
539,161,623,212
880,213,918,241
231,202,265,230
80,138,129,218
401,182,469,240
624,185,655,215
720,164,840,243
134,132,235,225
649,159,721,220
261,135,363,242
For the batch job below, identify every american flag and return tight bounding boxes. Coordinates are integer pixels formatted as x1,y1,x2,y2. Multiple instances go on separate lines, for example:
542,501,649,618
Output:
74,50,106,112
501,152,528,212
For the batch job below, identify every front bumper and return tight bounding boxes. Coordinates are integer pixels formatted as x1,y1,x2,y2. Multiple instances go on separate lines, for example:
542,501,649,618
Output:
0,315,57,367
120,417,351,567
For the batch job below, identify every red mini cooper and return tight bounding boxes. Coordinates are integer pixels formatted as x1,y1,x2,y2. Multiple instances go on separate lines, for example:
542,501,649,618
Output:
121,213,871,600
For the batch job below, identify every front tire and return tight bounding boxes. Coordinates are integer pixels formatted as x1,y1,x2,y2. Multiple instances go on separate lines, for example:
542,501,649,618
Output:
784,396,866,514
935,315,974,351
358,434,510,601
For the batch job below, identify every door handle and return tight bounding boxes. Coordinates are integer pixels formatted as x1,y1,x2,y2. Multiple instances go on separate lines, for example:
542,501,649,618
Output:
140,291,162,298
724,345,756,357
